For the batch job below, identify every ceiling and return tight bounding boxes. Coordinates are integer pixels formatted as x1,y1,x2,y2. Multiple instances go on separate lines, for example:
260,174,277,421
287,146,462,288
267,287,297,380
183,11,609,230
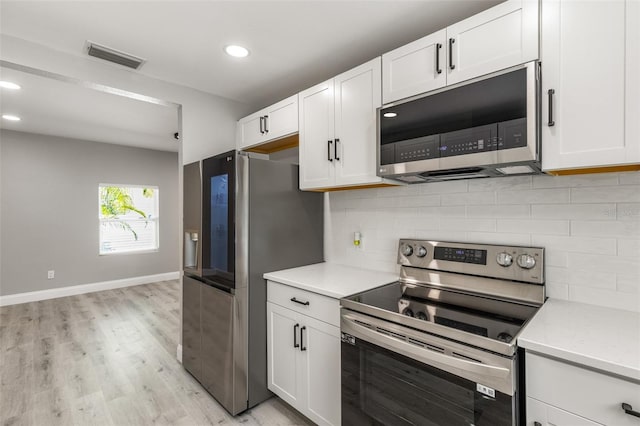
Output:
0,66,180,151
0,0,501,150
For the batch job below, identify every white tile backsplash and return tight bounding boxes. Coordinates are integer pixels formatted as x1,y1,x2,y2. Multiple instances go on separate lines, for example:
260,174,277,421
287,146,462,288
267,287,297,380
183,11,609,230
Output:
326,172,640,312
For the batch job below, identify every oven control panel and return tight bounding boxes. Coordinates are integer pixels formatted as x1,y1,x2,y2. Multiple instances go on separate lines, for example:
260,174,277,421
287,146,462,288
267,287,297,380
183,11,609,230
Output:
398,239,544,284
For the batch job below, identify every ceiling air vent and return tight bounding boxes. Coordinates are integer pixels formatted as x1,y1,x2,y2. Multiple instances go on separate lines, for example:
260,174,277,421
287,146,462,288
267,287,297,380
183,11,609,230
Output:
85,41,146,70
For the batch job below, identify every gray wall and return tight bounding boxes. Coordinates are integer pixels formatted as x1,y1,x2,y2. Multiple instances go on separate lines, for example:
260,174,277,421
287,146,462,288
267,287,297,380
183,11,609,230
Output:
0,130,180,296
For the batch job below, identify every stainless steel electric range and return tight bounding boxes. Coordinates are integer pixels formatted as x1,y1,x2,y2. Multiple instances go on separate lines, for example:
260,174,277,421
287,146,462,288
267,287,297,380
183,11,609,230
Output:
340,239,545,426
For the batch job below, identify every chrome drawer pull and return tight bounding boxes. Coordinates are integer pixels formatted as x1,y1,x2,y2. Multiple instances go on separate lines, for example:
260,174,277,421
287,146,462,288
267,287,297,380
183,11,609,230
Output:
622,403,640,418
290,297,310,306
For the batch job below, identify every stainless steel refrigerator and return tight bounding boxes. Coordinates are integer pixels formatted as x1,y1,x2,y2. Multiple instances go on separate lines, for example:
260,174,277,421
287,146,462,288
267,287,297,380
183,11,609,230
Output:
182,150,324,415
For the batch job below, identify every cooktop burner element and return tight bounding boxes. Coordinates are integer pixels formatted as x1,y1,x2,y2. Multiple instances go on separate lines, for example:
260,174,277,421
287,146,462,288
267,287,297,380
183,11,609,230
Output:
341,239,545,356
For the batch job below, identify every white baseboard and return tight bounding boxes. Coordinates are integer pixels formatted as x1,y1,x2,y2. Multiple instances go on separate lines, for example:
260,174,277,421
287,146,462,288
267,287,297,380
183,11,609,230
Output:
0,271,180,306
176,344,183,363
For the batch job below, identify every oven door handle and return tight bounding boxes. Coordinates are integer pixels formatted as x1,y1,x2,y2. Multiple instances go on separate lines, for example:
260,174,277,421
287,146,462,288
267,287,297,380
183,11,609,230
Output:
342,312,511,384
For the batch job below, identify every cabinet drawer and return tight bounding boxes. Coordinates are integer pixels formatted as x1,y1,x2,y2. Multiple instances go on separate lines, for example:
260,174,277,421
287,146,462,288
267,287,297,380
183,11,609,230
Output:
267,280,340,327
526,352,640,425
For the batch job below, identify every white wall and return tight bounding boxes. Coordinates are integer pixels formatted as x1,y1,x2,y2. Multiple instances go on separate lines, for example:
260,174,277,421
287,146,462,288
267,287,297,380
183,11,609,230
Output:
0,34,250,164
326,172,640,312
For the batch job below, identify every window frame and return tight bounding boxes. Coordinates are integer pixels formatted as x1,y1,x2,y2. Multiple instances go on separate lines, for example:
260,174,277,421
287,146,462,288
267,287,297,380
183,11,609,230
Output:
98,183,160,256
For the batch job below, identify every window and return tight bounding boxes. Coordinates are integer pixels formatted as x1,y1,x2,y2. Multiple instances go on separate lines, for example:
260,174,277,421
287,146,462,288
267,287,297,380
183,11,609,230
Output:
99,184,159,254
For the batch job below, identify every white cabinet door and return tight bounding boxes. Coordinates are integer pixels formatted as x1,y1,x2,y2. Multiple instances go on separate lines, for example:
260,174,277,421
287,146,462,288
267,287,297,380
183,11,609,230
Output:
301,316,341,426
447,0,539,85
299,80,335,189
626,0,640,164
265,94,298,141
267,302,303,407
527,397,601,426
237,111,266,150
334,57,383,187
382,30,447,104
541,0,627,171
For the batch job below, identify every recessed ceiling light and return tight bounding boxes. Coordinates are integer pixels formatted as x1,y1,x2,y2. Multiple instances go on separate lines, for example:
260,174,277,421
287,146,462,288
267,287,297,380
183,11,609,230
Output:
225,45,249,58
2,114,21,121
383,112,397,118
0,81,21,90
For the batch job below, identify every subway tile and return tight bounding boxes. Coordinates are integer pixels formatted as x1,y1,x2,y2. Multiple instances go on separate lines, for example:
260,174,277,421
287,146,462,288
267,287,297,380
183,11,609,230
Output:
571,185,640,203
618,171,640,185
414,230,467,242
568,286,640,312
497,219,569,235
618,239,640,258
571,220,640,238
393,194,441,208
532,204,616,220
468,176,531,192
417,206,466,218
533,173,618,189
497,188,570,205
568,270,616,290
419,180,468,195
546,266,569,284
440,218,496,232
531,235,616,255
567,253,640,275
617,203,640,221
375,184,420,198
617,274,640,294
467,204,530,219
442,191,496,206
545,282,569,300
543,249,569,268
465,232,531,246
412,218,441,232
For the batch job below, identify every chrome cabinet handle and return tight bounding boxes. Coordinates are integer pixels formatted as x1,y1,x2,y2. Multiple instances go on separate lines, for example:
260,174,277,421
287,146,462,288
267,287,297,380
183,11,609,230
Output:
293,323,299,348
448,38,455,70
436,43,442,74
334,138,340,161
263,115,269,133
290,297,310,306
300,326,307,351
622,403,640,418
259,116,265,134
327,140,333,162
547,89,555,127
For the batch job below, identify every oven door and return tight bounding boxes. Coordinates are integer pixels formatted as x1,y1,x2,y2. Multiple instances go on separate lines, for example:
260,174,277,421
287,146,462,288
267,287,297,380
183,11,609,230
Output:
341,310,518,426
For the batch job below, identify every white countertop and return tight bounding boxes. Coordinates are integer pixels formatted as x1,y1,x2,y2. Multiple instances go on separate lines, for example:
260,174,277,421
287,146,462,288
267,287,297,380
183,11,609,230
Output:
518,298,640,381
263,262,398,299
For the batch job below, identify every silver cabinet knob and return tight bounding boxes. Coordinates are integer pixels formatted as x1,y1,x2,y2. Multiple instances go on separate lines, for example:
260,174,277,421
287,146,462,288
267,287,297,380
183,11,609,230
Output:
517,254,536,269
416,246,427,258
496,252,513,267
402,244,413,256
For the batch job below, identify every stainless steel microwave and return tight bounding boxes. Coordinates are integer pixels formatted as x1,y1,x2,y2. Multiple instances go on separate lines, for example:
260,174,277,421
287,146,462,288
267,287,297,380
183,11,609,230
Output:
377,61,542,183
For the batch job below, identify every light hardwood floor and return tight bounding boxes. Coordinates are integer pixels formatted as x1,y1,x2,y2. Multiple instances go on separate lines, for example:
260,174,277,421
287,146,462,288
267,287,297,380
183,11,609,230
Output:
0,280,313,426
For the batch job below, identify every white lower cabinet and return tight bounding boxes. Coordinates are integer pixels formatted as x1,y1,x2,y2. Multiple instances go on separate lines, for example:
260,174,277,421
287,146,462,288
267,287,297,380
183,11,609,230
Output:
526,352,640,426
267,292,341,426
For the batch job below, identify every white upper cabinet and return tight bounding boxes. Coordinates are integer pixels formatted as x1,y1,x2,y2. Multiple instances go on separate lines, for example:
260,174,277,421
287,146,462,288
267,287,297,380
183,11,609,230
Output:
236,94,298,151
382,30,447,104
541,0,640,172
446,0,539,86
300,57,386,190
382,0,539,104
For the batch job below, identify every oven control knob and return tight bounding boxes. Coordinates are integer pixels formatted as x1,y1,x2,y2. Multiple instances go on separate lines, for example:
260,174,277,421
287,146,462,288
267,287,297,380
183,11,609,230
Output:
416,311,428,321
497,332,513,343
496,252,513,267
403,308,414,317
402,244,414,257
416,246,427,258
517,254,536,269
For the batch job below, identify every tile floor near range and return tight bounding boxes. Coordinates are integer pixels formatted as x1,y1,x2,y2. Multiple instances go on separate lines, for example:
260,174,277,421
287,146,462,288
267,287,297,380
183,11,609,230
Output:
0,280,312,426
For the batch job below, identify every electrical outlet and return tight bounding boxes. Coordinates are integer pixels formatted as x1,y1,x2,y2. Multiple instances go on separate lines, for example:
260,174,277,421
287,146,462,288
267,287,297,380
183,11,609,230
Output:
47,270,55,279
